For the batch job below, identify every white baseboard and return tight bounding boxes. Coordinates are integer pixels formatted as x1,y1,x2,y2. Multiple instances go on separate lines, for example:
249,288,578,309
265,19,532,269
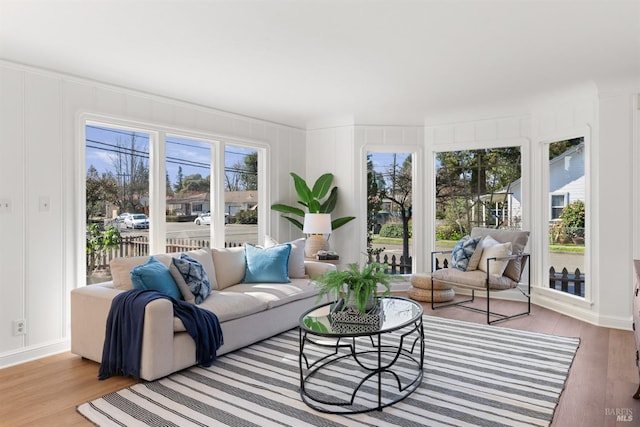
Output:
0,339,70,369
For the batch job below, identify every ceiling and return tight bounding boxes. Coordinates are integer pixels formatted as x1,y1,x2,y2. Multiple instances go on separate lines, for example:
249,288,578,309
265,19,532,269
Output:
1,1,639,128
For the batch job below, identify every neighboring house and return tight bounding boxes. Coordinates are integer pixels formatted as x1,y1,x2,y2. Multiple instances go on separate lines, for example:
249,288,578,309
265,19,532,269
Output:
166,191,258,217
224,191,258,216
547,142,585,221
496,141,585,226
167,192,210,216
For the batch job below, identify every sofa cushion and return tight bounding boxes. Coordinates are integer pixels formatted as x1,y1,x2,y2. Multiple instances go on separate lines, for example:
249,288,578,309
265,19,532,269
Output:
211,246,246,289
477,235,512,277
450,236,482,271
192,291,268,323
470,228,530,281
130,256,182,300
432,268,518,291
171,254,211,304
223,279,319,309
265,236,306,278
243,243,291,283
111,254,172,290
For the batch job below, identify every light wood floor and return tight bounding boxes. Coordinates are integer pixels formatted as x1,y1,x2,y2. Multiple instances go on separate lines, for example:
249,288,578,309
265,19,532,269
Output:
1,297,639,427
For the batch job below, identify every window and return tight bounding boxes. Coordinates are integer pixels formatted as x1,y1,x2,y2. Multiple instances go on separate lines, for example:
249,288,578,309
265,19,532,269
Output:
165,135,213,251
550,193,568,220
224,144,259,246
546,137,585,298
433,147,522,265
83,118,265,284
366,151,413,274
85,124,151,284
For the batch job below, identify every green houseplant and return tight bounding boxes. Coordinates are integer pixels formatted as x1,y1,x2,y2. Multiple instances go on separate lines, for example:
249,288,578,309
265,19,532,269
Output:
313,262,393,313
270,172,355,231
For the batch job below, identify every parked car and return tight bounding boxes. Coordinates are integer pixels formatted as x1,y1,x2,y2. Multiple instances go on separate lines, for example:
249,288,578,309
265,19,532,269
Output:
124,214,149,229
194,212,211,225
115,212,132,222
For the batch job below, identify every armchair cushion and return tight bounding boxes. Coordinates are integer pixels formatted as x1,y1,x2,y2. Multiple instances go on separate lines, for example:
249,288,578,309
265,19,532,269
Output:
432,268,519,291
471,228,530,281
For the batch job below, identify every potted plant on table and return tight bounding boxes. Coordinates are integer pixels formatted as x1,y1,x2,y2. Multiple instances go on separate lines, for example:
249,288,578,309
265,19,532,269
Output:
313,262,393,314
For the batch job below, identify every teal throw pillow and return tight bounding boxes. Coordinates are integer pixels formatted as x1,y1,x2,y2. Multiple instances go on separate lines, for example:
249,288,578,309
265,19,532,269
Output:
130,256,182,300
243,243,291,283
172,254,211,304
451,236,482,271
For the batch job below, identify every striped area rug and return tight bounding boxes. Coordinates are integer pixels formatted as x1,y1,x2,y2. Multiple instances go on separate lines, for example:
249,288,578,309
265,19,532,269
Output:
78,316,579,427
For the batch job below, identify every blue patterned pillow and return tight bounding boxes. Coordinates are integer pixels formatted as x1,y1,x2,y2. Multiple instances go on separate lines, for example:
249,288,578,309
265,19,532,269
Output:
172,254,211,304
243,243,291,283
451,236,482,271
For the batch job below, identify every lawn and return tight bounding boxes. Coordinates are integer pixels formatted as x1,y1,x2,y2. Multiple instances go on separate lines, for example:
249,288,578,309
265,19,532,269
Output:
372,237,585,254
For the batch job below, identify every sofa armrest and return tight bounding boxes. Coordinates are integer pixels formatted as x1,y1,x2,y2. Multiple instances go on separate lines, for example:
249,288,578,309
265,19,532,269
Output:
70,283,123,363
139,298,177,380
304,260,337,277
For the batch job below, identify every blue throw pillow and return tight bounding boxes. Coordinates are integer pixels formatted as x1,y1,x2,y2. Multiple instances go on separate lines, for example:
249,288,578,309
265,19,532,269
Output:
451,236,482,271
172,254,211,304
130,256,182,300
243,243,291,283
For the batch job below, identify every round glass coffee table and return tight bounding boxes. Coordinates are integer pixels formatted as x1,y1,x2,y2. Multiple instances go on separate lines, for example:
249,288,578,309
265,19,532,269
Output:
298,296,424,414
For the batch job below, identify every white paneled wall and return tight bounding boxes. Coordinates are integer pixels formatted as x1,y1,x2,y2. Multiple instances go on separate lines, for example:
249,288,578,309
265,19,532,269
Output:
0,61,305,367
0,58,638,369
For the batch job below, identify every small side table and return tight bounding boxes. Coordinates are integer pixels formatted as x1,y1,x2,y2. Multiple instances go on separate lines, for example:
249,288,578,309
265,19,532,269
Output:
408,273,455,303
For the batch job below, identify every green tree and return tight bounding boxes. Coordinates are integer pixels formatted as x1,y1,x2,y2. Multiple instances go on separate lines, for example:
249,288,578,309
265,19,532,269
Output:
174,166,184,193
436,147,521,232
380,154,412,268
85,165,118,219
180,174,210,193
366,154,385,261
240,152,258,190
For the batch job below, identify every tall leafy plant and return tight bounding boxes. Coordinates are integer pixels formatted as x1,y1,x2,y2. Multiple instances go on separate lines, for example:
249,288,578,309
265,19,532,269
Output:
271,172,355,231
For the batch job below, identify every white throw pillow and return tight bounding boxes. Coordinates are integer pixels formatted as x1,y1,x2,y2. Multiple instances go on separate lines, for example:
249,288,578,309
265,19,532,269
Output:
265,235,306,278
478,235,512,277
211,246,246,289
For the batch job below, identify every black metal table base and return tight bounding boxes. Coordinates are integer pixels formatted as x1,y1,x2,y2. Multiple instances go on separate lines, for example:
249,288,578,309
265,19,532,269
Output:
299,317,424,414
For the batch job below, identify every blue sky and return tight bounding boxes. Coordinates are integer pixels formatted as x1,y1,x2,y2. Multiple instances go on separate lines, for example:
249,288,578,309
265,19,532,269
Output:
85,125,255,186
86,125,409,185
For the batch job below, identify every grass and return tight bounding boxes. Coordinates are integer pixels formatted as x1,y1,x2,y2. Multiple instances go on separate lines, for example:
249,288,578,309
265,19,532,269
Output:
372,237,585,254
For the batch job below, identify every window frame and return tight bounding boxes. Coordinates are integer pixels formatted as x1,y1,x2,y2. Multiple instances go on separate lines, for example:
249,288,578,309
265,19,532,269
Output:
549,192,569,221
78,113,269,285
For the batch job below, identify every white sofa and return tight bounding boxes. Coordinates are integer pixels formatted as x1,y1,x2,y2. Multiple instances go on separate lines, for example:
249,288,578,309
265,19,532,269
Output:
71,244,335,381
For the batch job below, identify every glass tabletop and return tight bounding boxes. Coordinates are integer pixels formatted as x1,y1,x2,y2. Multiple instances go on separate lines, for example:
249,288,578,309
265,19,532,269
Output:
300,296,423,337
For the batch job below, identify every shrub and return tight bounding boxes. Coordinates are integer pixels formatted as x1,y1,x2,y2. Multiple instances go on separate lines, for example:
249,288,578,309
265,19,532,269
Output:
436,223,463,241
560,200,585,238
235,209,257,224
379,223,404,238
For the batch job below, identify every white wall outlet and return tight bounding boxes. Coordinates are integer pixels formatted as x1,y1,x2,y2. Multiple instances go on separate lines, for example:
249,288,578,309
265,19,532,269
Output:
12,319,26,336
39,196,50,212
0,198,10,213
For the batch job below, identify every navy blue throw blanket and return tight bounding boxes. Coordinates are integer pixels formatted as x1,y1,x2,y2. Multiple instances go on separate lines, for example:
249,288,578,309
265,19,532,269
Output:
99,289,223,380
